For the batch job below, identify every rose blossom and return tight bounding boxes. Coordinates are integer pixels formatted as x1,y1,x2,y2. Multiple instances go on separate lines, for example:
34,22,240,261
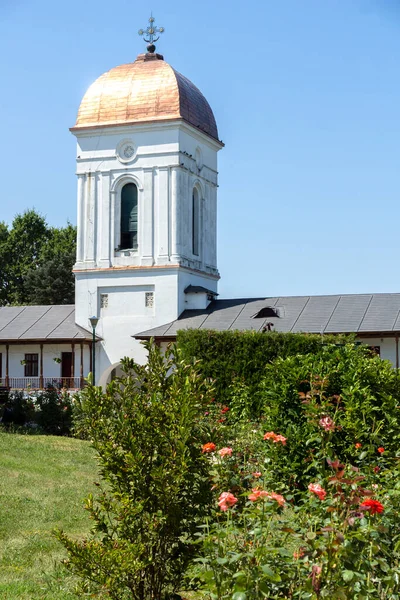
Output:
355,442,362,449
248,488,285,506
319,416,335,432
202,442,216,453
308,482,327,501
377,447,385,454
263,431,287,445
360,498,384,515
218,447,233,458
218,492,238,512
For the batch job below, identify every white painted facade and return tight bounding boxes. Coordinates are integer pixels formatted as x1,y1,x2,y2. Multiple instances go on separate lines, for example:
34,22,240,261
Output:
0,343,91,389
72,121,222,382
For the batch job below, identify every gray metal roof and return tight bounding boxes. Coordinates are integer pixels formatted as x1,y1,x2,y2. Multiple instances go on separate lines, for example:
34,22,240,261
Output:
0,305,92,342
135,293,400,339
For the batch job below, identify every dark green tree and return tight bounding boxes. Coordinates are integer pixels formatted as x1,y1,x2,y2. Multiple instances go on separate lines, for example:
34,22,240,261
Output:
24,252,75,305
0,209,77,306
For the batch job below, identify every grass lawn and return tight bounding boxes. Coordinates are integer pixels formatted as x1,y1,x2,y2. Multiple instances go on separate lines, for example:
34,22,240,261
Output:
0,432,97,600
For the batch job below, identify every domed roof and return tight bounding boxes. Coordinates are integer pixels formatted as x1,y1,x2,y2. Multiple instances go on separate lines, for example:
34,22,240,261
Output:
72,53,219,141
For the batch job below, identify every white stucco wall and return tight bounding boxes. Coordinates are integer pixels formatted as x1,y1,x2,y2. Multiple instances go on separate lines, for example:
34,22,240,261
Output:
356,337,397,367
72,119,222,384
0,343,91,387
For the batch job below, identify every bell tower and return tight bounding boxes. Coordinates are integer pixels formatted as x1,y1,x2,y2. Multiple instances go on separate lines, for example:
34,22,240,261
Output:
72,18,223,376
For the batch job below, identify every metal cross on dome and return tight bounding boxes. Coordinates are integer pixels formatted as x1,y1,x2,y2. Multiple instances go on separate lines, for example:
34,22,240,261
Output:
138,14,165,49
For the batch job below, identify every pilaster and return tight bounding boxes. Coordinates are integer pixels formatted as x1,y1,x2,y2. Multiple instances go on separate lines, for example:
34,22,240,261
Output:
156,167,170,265
141,168,154,266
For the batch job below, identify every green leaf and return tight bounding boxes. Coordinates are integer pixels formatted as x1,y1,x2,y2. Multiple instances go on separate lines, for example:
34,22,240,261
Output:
342,570,354,582
261,565,282,582
306,531,316,540
232,593,247,600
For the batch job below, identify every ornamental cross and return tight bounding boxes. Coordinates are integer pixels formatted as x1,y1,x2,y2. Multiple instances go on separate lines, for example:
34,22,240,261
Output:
138,14,165,47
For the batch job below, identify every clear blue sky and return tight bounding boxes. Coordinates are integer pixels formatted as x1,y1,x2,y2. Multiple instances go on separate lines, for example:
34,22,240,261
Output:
1,0,400,299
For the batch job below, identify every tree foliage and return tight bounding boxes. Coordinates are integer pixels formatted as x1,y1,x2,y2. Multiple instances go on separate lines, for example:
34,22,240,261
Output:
0,209,76,305
57,342,213,600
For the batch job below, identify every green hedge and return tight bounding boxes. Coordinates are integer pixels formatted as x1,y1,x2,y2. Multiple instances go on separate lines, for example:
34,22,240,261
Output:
176,329,350,405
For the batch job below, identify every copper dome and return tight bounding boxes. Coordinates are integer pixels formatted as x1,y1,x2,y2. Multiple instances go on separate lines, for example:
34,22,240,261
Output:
72,53,219,141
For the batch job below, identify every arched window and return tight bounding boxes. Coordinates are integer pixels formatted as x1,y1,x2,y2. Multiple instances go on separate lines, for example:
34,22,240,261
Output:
120,183,138,250
192,188,199,256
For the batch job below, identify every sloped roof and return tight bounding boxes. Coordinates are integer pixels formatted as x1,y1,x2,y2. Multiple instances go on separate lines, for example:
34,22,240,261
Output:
135,293,400,339
0,305,93,342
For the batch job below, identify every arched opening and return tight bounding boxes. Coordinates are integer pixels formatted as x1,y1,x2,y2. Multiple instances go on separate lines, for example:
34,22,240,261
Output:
98,362,125,389
192,187,200,256
120,183,138,250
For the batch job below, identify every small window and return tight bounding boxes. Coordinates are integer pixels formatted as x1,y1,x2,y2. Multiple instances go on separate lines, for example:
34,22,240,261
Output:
100,294,108,309
25,353,38,377
145,292,154,308
120,183,138,250
252,307,279,319
192,188,199,256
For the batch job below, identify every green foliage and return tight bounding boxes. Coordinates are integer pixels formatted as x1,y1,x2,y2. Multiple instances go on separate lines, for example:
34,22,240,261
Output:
24,252,75,304
0,209,76,306
177,330,350,407
57,342,214,600
1,391,36,426
257,343,400,490
1,388,73,435
193,418,400,595
34,388,73,435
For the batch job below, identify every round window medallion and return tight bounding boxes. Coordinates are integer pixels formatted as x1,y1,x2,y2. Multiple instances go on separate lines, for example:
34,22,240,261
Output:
116,140,136,163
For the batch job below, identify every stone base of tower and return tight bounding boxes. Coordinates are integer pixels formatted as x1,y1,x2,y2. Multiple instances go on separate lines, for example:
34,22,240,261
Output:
75,265,218,383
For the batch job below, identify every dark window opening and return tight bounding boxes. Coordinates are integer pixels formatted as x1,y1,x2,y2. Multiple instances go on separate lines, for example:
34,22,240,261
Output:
120,183,138,250
252,307,279,319
25,354,38,377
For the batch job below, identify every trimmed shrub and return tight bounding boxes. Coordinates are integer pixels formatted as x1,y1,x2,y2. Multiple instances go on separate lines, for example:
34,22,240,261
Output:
0,388,73,435
57,342,214,600
35,388,73,435
177,330,349,406
257,343,400,490
1,391,35,427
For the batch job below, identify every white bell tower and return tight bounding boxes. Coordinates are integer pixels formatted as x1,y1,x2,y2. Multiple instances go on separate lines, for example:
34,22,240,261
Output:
72,25,223,379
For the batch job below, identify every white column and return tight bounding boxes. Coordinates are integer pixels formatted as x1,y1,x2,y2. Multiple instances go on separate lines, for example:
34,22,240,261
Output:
75,174,85,265
210,184,218,268
170,167,180,262
99,173,111,268
110,189,117,264
156,167,169,265
84,172,96,267
141,168,154,266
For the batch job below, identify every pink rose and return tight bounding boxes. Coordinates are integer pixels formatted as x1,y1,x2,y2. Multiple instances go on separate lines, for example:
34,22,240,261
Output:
308,482,327,501
218,492,238,512
218,447,233,458
249,488,285,506
319,416,335,432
